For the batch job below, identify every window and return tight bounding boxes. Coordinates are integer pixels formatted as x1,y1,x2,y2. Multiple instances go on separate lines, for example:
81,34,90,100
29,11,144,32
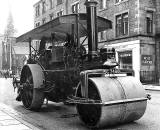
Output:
115,0,120,3
35,4,40,17
35,40,40,51
57,0,63,5
123,13,128,35
42,18,46,24
42,1,46,14
100,31,105,41
35,22,40,27
118,51,132,69
50,13,54,21
72,2,79,13
115,0,125,4
116,12,128,37
49,0,53,9
146,11,153,34
57,11,63,17
100,0,107,9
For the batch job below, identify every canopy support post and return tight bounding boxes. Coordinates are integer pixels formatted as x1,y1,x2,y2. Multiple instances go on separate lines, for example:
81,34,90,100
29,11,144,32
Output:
28,37,32,63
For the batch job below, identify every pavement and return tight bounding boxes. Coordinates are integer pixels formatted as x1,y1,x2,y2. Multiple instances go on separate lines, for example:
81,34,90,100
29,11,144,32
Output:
0,80,159,130
0,103,41,130
144,84,160,91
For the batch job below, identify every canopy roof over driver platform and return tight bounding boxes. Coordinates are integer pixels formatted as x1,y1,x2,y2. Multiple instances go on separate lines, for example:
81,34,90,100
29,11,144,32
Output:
16,13,112,42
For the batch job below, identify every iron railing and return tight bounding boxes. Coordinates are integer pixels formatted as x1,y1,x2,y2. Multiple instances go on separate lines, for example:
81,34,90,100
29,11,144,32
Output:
140,71,158,84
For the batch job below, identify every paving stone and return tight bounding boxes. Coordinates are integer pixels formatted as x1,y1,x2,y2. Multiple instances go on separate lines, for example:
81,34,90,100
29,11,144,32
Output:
0,124,31,130
0,103,40,130
0,119,21,126
0,115,14,120
0,111,7,116
5,108,17,114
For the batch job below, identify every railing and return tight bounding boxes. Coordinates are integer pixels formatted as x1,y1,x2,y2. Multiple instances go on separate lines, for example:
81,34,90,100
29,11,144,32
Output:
140,71,158,84
120,69,134,76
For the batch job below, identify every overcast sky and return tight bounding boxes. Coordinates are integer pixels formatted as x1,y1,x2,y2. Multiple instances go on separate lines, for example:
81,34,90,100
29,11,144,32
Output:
0,0,39,37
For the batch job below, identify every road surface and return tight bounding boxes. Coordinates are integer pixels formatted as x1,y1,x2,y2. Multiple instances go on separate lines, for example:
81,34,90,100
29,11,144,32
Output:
0,78,160,130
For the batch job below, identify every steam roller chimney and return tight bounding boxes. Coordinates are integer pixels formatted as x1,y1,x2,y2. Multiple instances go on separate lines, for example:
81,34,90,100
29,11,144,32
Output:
85,0,98,61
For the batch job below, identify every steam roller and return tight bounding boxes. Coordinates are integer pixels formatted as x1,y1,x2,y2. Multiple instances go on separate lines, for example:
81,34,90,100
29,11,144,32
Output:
75,71,147,128
14,0,149,128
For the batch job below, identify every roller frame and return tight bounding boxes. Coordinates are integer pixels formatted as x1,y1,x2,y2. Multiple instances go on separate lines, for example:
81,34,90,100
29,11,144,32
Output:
74,69,148,128
67,96,147,105
68,69,148,106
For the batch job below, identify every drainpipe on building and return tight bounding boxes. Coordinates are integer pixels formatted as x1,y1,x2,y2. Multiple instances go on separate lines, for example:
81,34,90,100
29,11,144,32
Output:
137,0,140,35
65,0,68,15
155,0,160,85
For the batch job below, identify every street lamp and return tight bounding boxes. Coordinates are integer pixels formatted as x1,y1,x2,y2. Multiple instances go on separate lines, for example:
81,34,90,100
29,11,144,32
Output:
8,38,12,76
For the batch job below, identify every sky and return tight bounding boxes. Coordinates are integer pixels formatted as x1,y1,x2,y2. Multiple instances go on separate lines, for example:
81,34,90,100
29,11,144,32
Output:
0,0,39,37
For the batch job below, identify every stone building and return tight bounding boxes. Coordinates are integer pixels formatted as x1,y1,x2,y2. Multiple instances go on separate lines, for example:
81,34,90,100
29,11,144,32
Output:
0,35,28,75
0,36,16,70
33,0,159,83
98,0,156,83
12,42,29,75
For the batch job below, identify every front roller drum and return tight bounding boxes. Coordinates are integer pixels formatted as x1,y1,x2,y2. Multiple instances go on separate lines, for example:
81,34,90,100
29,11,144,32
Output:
20,64,44,111
76,76,147,128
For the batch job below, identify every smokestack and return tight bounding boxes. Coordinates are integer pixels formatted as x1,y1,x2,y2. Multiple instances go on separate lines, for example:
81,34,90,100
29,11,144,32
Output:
85,0,98,61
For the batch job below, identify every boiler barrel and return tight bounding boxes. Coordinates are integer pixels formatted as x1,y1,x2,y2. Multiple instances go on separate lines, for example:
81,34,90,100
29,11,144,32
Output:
76,76,147,128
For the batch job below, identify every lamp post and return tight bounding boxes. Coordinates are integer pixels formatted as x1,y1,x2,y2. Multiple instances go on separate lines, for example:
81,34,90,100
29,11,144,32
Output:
3,41,7,64
9,38,12,71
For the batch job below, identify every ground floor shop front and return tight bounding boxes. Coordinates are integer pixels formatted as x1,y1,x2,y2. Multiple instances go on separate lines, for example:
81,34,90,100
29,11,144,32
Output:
103,37,157,84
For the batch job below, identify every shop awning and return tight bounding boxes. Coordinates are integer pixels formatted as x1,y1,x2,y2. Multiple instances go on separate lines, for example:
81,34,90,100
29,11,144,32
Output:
16,13,112,42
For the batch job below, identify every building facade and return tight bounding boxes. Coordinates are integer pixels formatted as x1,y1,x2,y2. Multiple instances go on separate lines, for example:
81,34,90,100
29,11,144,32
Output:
98,0,156,82
0,35,28,75
33,0,159,83
0,36,16,71
12,42,29,75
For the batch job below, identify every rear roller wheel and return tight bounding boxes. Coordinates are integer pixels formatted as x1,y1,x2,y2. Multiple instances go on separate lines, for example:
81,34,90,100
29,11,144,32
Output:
21,64,44,111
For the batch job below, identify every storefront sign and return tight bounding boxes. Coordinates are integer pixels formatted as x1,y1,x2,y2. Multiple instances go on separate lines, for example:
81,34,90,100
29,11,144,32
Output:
141,55,153,65
119,51,132,58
